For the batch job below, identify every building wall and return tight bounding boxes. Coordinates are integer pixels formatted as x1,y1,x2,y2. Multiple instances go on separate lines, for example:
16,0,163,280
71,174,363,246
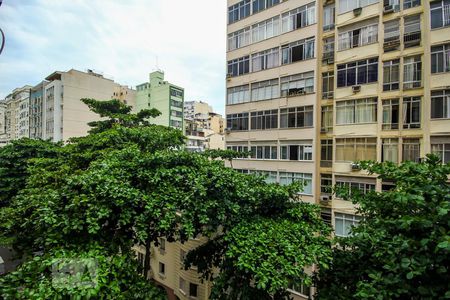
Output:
226,0,450,297
135,71,185,130
134,238,212,300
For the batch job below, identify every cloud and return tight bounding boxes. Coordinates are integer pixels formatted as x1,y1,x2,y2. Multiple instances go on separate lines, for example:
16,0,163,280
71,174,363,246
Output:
0,0,226,114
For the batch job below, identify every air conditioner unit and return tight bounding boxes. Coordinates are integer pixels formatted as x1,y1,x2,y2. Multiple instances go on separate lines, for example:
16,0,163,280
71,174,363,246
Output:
353,7,362,16
383,5,394,14
226,73,232,80
320,195,331,203
320,128,327,133
327,91,334,99
224,127,231,134
327,58,334,64
351,162,361,170
352,85,361,93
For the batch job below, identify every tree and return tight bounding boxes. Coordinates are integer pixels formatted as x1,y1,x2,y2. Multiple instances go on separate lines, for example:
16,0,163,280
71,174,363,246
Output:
0,244,166,300
0,138,61,208
315,156,450,300
0,99,332,299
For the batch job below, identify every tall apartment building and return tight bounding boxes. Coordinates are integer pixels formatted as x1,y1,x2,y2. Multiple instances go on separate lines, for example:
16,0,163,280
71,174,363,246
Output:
0,69,136,143
226,0,450,298
135,70,185,131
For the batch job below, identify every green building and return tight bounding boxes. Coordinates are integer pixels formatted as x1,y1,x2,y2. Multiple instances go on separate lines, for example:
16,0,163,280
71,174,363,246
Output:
135,70,184,130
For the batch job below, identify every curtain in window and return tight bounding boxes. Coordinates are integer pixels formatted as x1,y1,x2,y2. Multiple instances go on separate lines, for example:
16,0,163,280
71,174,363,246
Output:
338,32,351,50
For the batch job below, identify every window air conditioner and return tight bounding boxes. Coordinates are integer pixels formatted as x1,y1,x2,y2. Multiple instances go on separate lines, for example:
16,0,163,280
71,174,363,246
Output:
351,162,361,170
353,7,362,16
352,85,361,93
320,195,331,203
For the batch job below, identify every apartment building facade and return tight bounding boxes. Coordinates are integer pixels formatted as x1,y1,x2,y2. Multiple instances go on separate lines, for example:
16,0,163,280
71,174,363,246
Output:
135,70,185,131
226,0,450,298
184,101,225,152
0,69,136,143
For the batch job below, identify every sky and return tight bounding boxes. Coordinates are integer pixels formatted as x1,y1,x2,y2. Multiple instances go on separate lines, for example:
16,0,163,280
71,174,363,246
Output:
0,0,227,114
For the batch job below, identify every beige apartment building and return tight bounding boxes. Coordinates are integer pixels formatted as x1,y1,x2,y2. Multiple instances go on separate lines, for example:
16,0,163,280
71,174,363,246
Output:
184,101,226,152
0,69,135,143
225,0,450,298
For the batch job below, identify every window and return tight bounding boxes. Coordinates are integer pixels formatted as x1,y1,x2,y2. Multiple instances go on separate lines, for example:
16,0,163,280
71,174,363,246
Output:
280,142,313,161
402,138,420,162
179,277,186,294
228,0,251,24
403,97,421,129
281,38,315,65
335,177,376,199
338,23,378,50
335,213,362,237
251,170,278,184
180,249,187,265
170,120,182,128
227,85,250,105
137,252,144,272
335,138,377,162
322,72,334,99
227,56,250,77
384,19,400,43
253,0,280,13
431,44,450,73
251,79,279,101
323,4,335,31
321,174,333,195
171,99,183,108
227,144,249,155
431,136,450,164
383,59,400,91
171,110,183,118
250,144,278,159
288,279,311,297
321,139,333,167
431,90,450,119
382,138,399,163
228,27,251,51
321,106,333,133
404,0,420,9
384,0,400,11
189,283,198,298
159,238,166,251
430,0,450,29
338,0,378,14
280,72,314,97
252,48,279,72
403,56,422,89
227,113,249,131
250,110,278,130
252,16,280,43
158,262,165,275
337,58,378,87
280,106,313,128
403,15,421,47
279,172,313,195
281,3,316,33
382,99,399,130
336,98,377,125
170,88,183,98
323,37,335,62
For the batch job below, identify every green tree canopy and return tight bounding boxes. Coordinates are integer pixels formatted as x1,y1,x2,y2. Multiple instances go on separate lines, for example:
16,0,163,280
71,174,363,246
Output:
315,156,450,300
0,98,332,299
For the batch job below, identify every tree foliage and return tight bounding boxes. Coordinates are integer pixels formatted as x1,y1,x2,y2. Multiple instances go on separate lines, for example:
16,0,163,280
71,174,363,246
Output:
315,156,450,300
0,98,332,299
